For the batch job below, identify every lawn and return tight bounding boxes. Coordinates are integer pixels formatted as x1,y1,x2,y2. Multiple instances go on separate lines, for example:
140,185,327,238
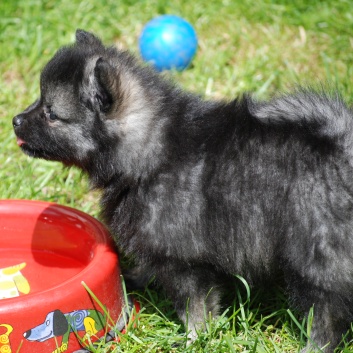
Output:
1,0,353,352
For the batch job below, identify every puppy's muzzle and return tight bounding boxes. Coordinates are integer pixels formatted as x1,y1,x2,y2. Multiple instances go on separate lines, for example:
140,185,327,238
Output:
13,115,24,128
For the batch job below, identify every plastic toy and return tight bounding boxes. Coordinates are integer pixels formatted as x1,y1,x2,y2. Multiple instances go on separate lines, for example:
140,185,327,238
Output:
0,200,139,353
139,15,198,71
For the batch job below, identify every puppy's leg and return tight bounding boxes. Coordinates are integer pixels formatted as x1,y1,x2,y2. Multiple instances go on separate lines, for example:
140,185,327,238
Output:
288,278,353,353
303,297,351,353
122,263,154,290
155,262,221,342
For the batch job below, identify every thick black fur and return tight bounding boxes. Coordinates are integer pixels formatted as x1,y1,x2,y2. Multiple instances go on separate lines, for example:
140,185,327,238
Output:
13,30,353,352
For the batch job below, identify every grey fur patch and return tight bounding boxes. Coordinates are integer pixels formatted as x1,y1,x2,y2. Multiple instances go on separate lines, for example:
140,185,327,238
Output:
251,90,353,154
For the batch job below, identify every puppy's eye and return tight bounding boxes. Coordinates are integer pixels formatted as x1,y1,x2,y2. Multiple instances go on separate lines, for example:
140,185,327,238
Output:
48,111,58,121
44,109,58,121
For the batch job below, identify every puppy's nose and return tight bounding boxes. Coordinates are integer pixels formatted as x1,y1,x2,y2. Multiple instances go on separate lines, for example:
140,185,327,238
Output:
13,115,24,128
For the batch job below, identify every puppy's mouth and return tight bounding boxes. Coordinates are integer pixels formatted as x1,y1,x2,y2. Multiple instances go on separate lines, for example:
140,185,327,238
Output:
16,137,26,147
16,137,48,159
15,136,74,166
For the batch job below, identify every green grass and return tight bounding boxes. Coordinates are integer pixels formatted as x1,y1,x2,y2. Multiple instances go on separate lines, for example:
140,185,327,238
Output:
1,0,353,352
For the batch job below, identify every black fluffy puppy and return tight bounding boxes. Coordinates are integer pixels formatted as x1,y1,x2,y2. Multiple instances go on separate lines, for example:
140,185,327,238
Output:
13,30,353,352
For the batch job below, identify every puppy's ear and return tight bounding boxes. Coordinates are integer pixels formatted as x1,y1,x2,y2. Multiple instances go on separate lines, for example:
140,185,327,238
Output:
94,58,120,113
76,29,104,49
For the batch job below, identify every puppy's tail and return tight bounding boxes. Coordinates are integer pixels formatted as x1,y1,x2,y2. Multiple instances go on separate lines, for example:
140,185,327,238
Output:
249,88,353,154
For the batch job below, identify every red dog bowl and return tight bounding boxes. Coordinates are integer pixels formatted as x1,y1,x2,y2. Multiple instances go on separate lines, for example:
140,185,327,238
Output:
0,200,136,353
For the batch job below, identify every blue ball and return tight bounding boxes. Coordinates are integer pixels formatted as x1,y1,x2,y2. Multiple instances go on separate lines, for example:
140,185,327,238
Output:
139,15,198,72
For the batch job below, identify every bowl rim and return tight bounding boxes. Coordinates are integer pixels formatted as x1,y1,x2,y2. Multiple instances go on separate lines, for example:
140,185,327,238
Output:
0,199,119,310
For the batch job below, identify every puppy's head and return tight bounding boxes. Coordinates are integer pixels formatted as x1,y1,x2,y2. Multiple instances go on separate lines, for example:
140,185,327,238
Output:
13,30,131,168
14,30,169,181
